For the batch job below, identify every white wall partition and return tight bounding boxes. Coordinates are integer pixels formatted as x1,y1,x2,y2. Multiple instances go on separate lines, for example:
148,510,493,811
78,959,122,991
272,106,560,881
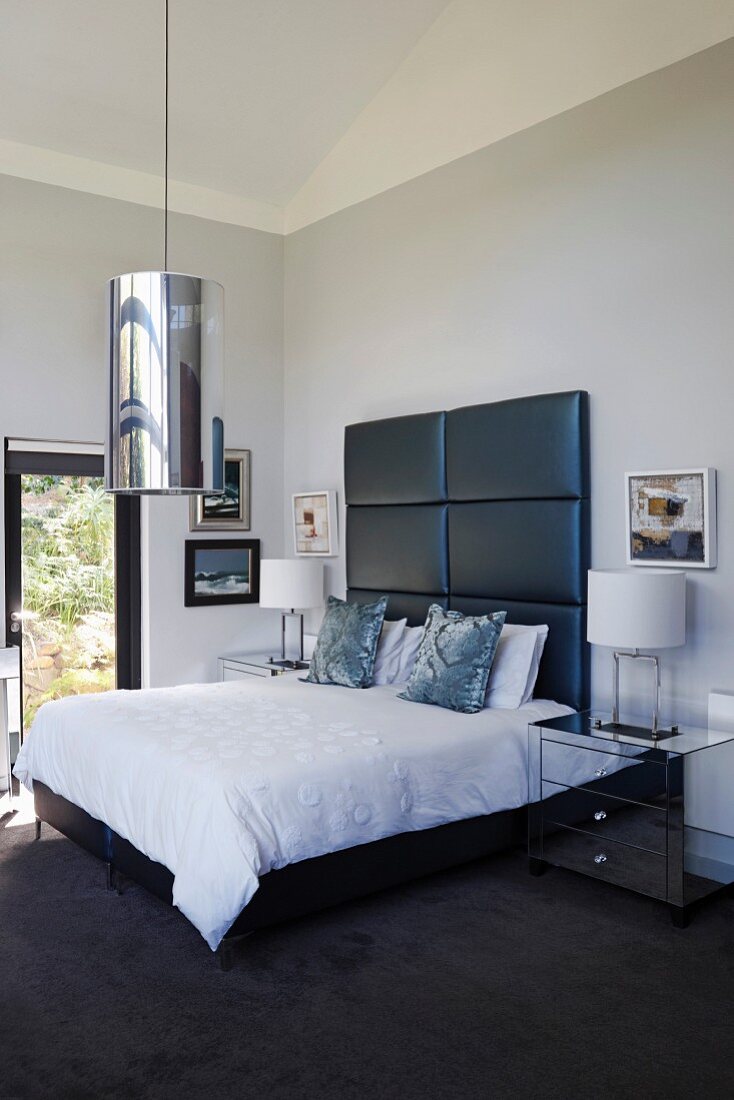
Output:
284,40,734,729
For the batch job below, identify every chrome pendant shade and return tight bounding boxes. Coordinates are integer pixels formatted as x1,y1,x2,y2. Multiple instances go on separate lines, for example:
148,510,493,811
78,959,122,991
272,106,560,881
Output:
106,272,224,493
105,0,225,494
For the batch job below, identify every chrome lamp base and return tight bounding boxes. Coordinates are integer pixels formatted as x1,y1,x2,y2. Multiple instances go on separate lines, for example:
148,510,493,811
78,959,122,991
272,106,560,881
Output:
268,610,310,670
267,657,310,671
610,649,665,739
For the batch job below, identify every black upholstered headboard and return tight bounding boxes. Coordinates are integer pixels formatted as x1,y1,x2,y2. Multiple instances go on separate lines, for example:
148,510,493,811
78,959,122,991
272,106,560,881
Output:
344,390,590,711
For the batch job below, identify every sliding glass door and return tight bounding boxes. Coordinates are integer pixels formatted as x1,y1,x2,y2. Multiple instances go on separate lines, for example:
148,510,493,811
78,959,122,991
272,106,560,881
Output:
4,443,141,751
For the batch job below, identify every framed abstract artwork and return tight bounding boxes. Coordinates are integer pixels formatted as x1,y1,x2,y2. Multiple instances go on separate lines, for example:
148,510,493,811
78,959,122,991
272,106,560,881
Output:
184,539,261,606
625,468,717,569
292,491,338,556
189,449,251,531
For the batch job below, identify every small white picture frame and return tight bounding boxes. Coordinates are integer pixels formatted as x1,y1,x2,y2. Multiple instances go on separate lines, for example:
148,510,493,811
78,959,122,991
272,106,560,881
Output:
625,467,717,569
293,490,338,557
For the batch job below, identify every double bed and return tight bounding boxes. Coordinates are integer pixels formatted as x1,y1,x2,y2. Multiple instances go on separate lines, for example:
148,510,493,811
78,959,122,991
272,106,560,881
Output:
16,679,572,950
14,390,590,968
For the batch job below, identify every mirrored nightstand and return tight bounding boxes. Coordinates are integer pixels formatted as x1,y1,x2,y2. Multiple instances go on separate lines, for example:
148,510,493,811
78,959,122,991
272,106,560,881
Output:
529,711,734,926
217,652,305,682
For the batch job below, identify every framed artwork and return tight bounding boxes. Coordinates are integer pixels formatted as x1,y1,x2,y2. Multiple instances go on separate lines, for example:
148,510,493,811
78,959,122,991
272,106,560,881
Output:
625,468,717,569
189,450,251,531
293,491,338,556
184,539,260,606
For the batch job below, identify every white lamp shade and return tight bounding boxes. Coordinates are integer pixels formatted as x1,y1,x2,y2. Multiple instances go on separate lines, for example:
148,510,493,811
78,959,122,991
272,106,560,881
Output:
260,559,324,610
587,568,686,650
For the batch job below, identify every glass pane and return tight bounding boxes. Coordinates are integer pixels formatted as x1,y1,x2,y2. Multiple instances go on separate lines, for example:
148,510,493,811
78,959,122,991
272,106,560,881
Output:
20,475,115,729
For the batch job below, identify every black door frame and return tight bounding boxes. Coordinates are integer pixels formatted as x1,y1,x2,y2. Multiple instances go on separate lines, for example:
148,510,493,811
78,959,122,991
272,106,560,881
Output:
3,444,142,721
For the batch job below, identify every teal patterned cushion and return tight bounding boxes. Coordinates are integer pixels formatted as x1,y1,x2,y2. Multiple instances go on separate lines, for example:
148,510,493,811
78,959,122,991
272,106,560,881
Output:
307,595,388,688
398,604,506,713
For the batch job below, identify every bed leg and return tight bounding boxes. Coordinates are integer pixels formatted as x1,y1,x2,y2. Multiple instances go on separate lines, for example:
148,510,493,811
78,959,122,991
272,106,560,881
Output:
218,943,235,972
34,818,41,841
106,861,114,891
216,933,252,972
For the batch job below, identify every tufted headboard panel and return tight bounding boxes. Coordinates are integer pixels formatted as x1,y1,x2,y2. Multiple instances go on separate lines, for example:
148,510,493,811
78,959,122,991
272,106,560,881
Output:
344,391,590,710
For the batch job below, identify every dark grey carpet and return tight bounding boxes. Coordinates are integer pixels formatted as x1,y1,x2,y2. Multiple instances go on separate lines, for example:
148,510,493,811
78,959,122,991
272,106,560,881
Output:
2,813,734,1100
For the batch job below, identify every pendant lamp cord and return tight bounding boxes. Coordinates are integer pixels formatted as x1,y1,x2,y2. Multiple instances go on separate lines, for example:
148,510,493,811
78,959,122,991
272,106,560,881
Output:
164,0,169,271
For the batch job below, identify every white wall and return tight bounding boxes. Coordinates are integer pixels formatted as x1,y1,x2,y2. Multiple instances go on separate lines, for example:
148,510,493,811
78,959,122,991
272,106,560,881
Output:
284,39,734,729
0,175,285,689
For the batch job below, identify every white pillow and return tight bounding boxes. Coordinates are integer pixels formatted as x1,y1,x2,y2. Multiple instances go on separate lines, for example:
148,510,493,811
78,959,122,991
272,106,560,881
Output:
522,625,549,703
394,624,424,683
485,623,549,709
372,618,407,685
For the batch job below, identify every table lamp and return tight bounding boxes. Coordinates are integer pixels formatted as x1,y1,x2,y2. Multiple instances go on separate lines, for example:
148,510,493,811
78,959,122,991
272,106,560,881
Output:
587,568,686,738
260,559,324,669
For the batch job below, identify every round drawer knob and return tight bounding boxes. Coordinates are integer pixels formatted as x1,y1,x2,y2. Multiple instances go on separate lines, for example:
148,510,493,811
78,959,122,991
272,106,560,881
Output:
594,853,607,864
595,767,607,777
594,810,607,821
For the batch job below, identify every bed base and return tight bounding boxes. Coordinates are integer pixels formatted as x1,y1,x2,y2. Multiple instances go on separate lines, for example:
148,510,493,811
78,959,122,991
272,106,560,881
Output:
33,781,525,969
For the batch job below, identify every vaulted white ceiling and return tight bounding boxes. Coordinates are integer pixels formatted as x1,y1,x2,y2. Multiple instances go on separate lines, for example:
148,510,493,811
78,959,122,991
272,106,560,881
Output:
0,0,446,201
2,0,733,233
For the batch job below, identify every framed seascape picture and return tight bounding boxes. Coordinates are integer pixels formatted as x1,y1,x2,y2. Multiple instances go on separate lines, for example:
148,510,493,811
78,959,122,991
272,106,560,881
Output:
293,491,338,556
625,468,717,569
189,450,251,531
184,539,261,606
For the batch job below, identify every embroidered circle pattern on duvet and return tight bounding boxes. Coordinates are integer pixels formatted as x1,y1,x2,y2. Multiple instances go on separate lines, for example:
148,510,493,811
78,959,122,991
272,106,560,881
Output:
74,682,416,855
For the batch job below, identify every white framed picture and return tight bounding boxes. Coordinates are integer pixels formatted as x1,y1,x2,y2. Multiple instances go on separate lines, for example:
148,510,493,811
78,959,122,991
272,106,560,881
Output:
293,491,338,556
625,468,717,569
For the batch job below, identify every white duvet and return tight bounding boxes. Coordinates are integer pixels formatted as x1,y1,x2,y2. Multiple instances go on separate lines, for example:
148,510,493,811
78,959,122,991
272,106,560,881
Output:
14,678,571,949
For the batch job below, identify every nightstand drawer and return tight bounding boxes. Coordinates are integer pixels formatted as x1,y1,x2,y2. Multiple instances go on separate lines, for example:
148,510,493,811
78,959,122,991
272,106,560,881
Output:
542,781,667,854
219,661,277,681
541,740,667,807
543,825,667,900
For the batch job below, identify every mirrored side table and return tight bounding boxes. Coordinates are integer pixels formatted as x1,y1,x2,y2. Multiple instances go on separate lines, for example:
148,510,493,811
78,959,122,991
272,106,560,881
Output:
217,653,304,682
0,647,20,812
529,711,734,927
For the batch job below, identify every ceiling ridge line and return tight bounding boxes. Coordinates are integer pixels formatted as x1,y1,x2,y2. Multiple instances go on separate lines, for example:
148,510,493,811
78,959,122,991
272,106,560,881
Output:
0,138,284,236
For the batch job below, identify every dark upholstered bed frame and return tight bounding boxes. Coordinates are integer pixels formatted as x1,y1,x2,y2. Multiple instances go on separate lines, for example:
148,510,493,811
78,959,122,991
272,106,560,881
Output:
32,391,590,969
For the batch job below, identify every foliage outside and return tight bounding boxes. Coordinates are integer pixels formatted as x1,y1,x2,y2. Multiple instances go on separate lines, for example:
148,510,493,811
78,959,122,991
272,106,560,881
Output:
21,476,115,727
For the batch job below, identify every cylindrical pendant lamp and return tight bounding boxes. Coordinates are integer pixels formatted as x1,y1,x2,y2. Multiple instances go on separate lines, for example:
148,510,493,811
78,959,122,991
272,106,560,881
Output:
106,271,225,494
105,3,225,495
